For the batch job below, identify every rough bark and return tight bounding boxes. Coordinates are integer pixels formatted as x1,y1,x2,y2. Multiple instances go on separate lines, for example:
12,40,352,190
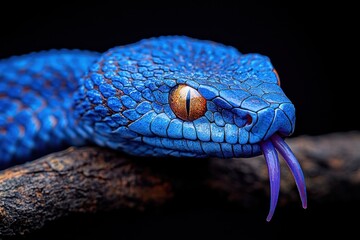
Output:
0,148,173,236
1,131,359,236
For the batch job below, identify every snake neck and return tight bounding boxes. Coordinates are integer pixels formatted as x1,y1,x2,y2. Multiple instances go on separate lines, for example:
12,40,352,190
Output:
0,50,100,168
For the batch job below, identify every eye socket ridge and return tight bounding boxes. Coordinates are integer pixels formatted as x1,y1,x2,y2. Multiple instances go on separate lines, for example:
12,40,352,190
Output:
169,84,207,121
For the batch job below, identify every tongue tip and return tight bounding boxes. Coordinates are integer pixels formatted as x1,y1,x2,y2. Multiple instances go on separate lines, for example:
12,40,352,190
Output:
299,184,308,209
302,200,308,209
266,209,275,222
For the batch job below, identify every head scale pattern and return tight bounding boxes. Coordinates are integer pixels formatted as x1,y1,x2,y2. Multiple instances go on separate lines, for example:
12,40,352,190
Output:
74,36,295,158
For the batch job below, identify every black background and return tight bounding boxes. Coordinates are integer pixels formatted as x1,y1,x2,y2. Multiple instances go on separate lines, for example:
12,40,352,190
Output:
1,2,358,239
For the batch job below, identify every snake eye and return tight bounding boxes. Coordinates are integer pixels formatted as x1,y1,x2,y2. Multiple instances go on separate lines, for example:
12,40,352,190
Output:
273,69,281,86
169,84,207,121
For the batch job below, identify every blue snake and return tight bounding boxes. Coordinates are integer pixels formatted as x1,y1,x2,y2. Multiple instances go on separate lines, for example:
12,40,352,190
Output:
0,36,306,221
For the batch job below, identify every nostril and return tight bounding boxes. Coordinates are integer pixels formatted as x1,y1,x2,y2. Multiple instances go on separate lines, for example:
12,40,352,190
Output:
246,114,253,125
233,109,255,128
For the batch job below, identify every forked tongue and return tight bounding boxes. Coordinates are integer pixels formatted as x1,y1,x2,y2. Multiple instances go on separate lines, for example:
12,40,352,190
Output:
260,134,307,221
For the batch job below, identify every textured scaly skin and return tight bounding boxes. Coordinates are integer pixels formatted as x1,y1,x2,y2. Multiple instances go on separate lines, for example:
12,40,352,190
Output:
1,36,307,221
0,36,295,167
0,50,99,167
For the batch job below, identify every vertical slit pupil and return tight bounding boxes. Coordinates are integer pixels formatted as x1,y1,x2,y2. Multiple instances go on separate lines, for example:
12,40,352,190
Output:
186,89,191,117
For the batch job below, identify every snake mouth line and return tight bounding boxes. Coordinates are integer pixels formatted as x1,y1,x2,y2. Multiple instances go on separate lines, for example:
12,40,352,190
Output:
140,136,263,158
260,134,307,221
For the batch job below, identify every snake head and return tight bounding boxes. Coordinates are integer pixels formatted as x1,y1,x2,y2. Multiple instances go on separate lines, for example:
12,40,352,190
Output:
74,36,306,221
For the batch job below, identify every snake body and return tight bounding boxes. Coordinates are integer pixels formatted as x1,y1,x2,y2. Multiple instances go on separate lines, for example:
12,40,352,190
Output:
0,36,306,220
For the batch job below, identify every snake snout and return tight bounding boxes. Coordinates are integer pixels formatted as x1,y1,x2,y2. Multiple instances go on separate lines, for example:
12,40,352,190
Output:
249,103,296,144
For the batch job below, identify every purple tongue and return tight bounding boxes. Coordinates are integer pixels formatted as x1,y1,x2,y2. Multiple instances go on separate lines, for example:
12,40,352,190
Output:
260,134,307,221
260,140,280,222
270,134,307,209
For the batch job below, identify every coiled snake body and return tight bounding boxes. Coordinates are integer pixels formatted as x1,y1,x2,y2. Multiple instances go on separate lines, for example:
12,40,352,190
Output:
0,36,306,221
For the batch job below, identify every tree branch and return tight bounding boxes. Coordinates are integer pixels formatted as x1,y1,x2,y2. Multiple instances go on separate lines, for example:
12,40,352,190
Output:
1,131,359,236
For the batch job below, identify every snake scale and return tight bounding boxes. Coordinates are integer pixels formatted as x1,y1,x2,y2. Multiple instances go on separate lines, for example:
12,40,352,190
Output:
0,36,306,221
